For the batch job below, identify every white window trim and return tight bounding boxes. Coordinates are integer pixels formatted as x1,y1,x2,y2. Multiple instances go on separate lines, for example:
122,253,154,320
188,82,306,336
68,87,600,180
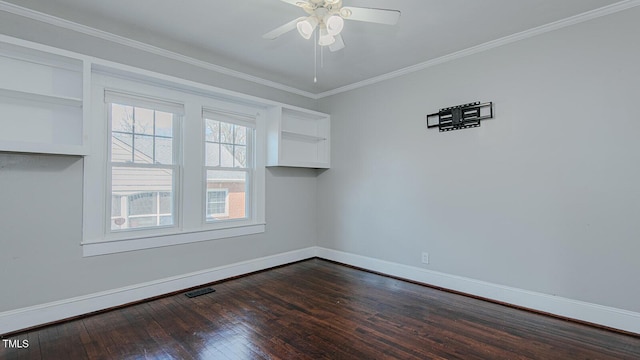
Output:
83,71,266,257
106,96,182,234
82,224,266,257
203,111,254,224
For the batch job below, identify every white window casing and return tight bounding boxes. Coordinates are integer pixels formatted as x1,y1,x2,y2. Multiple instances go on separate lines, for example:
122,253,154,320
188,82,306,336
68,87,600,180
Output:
106,90,182,233
82,71,266,257
203,108,255,224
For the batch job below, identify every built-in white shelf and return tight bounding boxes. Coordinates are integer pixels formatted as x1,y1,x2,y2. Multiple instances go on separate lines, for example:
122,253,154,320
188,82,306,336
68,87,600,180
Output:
281,130,327,142
267,106,330,169
0,39,87,155
0,88,83,108
0,35,329,162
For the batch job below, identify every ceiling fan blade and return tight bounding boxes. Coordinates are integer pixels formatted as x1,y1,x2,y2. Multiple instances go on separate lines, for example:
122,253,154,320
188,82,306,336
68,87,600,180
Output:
280,0,309,7
263,17,306,40
329,34,345,52
340,7,401,25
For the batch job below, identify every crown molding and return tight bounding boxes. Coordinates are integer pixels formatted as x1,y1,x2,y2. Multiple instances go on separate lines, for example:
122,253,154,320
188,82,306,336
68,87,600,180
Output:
315,0,640,99
0,1,318,99
1,0,639,100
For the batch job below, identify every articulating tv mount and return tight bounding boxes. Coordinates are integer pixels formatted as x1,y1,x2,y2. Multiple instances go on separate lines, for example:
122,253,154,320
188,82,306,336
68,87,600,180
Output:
427,101,493,132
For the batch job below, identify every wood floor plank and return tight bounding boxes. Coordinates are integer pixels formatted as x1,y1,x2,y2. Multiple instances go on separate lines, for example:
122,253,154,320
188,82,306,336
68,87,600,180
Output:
3,259,639,359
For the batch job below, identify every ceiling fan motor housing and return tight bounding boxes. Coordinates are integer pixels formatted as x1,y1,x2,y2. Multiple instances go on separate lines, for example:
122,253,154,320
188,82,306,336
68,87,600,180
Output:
301,0,343,15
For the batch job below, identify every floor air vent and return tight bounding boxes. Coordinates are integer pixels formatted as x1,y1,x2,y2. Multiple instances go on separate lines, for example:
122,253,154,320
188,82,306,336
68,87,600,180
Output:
185,287,215,298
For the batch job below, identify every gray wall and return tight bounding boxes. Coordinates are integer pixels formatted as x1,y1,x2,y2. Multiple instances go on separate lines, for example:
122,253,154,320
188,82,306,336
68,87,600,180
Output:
0,154,318,311
0,12,319,312
317,7,640,313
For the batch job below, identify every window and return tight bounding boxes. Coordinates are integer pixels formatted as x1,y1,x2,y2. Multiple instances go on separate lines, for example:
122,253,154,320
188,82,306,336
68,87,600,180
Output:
83,72,266,257
106,92,181,232
206,189,228,217
204,110,254,222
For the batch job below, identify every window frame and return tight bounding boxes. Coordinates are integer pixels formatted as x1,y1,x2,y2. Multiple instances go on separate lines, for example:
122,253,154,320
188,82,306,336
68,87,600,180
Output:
82,71,266,257
105,94,182,234
203,110,256,224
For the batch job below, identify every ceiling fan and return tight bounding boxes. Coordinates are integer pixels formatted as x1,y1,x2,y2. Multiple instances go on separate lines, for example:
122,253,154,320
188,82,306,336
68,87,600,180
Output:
263,0,401,52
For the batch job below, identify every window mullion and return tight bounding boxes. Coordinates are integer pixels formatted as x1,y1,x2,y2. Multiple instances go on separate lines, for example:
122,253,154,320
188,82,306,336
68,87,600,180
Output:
204,166,249,172
152,110,157,164
111,162,176,170
131,107,136,163
232,125,236,168
218,121,222,166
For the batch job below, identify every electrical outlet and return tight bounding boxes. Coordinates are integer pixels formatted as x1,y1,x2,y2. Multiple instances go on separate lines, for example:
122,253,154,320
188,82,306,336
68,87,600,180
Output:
421,252,429,264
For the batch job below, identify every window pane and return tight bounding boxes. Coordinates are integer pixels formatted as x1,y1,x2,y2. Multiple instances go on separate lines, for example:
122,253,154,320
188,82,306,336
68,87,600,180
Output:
129,192,157,216
204,120,251,169
112,132,133,162
220,144,234,167
133,134,154,164
159,192,172,213
155,111,173,137
111,195,122,217
220,122,233,143
111,103,175,166
111,104,133,133
234,145,247,168
234,126,246,145
134,107,154,135
129,216,158,228
205,119,219,142
111,167,174,230
233,145,247,168
205,142,220,167
206,170,247,221
155,137,173,165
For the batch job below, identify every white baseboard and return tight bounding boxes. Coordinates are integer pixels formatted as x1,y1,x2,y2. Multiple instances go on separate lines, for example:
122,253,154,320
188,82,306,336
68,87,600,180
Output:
0,247,316,335
315,247,640,335
3,246,639,336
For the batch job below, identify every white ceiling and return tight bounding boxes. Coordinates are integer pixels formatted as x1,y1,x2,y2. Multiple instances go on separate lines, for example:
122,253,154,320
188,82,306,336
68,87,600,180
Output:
1,0,625,96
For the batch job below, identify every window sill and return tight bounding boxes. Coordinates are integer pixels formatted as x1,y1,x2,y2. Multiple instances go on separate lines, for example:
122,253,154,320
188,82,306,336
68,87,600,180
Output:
81,223,266,257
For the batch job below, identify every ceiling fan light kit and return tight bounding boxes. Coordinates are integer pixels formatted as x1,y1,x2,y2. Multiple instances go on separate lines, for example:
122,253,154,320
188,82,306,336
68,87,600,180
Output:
318,27,335,46
297,16,319,39
265,0,401,83
325,15,344,36
266,0,400,50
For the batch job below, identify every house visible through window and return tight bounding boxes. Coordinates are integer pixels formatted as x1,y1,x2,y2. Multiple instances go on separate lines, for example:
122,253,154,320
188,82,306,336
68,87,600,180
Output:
107,92,181,231
111,192,173,228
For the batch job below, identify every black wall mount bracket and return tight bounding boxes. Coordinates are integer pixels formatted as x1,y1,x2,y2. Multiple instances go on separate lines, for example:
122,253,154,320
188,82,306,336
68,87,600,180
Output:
427,102,493,132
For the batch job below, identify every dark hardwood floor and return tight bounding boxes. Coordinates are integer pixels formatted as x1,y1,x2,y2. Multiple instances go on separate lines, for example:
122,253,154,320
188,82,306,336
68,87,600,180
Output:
1,259,639,359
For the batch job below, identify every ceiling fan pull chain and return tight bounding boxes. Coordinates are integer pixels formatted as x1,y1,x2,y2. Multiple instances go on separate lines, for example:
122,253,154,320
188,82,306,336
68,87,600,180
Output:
314,30,318,83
